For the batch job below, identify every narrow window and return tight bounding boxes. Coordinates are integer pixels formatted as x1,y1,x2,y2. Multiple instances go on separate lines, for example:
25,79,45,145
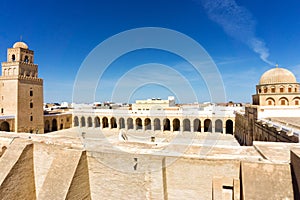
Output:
30,102,33,108
30,90,33,96
30,116,33,121
281,100,285,105
258,89,261,93
268,101,272,105
280,88,284,93
264,88,268,93
1,108,3,113
12,54,15,61
296,100,299,105
271,88,275,93
288,88,292,93
24,55,29,63
295,88,298,92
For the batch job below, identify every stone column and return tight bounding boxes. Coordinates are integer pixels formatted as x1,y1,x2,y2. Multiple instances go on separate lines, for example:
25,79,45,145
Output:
125,121,128,130
151,121,154,131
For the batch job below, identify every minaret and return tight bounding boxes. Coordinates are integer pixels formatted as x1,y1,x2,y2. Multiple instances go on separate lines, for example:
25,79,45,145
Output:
0,41,44,133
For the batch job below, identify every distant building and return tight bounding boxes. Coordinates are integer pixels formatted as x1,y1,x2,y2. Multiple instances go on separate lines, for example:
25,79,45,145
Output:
131,96,175,111
0,42,71,133
235,66,300,145
0,42,44,133
252,66,300,106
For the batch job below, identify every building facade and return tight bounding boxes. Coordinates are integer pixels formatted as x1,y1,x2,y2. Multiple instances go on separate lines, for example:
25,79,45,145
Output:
235,66,300,145
0,42,44,133
73,104,239,134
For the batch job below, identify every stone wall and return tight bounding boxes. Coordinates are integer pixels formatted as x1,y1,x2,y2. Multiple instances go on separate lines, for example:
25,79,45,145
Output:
291,148,300,199
0,135,298,199
234,106,298,145
241,161,294,199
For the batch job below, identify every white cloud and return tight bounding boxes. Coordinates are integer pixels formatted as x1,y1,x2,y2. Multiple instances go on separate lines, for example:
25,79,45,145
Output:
199,0,275,66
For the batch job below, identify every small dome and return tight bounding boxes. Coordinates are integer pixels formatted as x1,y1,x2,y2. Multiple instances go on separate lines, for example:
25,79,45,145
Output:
259,67,297,85
13,41,28,49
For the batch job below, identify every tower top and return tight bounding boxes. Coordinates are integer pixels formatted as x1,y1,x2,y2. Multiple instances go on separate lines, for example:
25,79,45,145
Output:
13,41,28,49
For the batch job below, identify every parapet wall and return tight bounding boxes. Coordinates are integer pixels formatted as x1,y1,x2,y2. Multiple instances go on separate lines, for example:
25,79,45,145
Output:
0,134,298,199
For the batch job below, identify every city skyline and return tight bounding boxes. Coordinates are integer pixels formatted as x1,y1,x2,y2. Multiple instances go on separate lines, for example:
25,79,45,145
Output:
1,0,300,103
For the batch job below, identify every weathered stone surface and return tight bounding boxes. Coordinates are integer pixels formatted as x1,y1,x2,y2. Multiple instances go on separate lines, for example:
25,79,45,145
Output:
165,158,240,200
0,139,36,200
241,161,294,200
87,151,164,200
291,148,300,199
38,149,90,200
0,132,298,199
66,151,91,200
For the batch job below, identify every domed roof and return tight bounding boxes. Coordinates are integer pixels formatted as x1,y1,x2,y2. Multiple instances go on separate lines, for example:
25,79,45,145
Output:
13,41,28,49
259,67,297,85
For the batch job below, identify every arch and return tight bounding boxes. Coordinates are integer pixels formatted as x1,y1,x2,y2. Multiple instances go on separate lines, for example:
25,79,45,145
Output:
144,118,151,130
87,117,93,127
111,117,117,129
136,118,142,130
102,117,108,128
193,119,201,132
119,118,125,129
183,119,190,132
173,118,180,131
74,116,79,127
0,121,10,132
127,118,133,129
24,55,29,63
44,120,50,133
292,97,300,106
266,97,275,106
154,118,160,130
163,118,170,131
226,120,233,134
94,116,100,128
80,117,86,127
215,119,223,133
52,119,57,131
204,119,212,132
279,97,289,106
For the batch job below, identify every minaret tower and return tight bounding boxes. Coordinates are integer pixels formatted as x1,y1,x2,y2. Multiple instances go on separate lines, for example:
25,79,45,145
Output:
0,41,44,133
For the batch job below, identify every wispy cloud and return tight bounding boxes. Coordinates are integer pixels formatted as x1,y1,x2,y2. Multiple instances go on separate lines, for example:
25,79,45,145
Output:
199,0,275,66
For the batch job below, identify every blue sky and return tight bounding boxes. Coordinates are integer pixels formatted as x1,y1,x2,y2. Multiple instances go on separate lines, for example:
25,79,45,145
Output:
1,0,300,103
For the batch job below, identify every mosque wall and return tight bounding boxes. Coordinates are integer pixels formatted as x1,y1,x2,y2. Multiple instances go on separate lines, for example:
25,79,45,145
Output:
234,106,298,145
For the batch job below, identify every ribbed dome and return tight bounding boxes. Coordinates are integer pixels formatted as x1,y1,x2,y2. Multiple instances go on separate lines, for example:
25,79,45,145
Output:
259,67,297,85
13,41,28,49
